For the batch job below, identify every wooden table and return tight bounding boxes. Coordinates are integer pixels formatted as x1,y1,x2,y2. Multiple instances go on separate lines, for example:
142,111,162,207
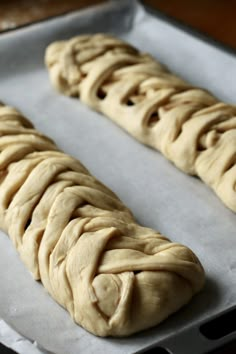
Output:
1,0,236,50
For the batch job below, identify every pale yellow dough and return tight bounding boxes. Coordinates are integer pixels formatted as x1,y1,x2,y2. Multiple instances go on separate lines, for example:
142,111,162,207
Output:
0,102,204,337
45,33,236,213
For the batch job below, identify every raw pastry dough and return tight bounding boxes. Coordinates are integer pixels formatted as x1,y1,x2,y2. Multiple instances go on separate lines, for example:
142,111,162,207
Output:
0,102,204,337
45,34,236,213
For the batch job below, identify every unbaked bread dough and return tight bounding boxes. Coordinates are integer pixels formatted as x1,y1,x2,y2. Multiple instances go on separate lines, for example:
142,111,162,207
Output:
45,34,236,213
0,102,204,337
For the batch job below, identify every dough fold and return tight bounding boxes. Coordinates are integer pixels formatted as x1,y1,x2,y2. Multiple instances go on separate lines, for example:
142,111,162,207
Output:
45,34,236,212
0,102,204,336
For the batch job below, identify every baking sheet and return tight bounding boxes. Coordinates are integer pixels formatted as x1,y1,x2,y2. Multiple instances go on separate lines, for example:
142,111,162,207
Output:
0,1,236,353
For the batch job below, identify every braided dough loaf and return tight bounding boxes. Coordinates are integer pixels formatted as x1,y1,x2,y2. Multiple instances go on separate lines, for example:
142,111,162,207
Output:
0,102,204,336
45,34,236,213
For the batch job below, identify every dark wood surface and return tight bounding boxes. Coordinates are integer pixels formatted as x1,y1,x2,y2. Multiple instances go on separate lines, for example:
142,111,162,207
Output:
145,0,236,50
0,0,103,31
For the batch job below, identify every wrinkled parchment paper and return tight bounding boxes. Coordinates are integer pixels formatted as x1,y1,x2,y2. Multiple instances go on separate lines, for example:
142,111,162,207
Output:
0,1,235,353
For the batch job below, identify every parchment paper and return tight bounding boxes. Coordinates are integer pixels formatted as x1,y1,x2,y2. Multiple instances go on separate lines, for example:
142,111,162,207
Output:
0,320,49,354
0,1,235,353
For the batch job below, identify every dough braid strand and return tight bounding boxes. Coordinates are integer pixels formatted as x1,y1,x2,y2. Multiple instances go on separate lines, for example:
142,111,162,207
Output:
46,34,236,212
0,102,204,336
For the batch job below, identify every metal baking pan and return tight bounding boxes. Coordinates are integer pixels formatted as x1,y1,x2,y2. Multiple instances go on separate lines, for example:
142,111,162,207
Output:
0,1,235,353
